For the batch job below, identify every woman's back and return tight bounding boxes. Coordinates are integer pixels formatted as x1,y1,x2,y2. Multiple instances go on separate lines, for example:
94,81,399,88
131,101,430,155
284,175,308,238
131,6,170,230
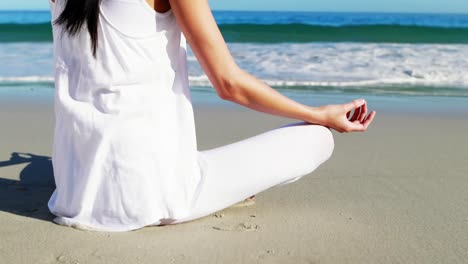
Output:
48,0,203,231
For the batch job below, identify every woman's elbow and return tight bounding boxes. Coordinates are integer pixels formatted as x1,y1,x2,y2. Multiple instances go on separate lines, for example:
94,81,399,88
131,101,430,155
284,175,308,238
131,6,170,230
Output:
217,85,237,102
216,82,235,101
215,73,245,103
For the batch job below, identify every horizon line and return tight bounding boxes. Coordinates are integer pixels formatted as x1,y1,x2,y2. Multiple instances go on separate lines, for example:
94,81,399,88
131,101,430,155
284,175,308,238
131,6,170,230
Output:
0,9,468,15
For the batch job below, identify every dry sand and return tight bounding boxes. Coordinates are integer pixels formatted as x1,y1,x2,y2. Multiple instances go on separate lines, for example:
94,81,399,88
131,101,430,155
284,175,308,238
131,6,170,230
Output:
1,94,468,263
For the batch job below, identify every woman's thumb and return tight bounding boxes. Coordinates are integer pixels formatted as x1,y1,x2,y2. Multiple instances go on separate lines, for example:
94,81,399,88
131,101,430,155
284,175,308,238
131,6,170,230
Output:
345,99,366,112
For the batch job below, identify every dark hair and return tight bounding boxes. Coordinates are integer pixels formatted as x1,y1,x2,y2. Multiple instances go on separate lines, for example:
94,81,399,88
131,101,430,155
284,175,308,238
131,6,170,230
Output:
54,0,102,57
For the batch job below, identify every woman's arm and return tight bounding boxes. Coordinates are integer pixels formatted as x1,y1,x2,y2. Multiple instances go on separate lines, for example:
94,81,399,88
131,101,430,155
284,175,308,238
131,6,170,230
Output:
169,0,375,132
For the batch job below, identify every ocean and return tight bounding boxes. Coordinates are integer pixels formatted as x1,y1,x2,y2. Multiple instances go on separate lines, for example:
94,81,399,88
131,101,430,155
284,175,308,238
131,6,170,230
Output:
1,10,468,99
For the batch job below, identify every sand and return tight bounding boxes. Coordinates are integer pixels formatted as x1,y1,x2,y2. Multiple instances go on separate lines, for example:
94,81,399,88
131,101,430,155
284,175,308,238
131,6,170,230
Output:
1,93,468,263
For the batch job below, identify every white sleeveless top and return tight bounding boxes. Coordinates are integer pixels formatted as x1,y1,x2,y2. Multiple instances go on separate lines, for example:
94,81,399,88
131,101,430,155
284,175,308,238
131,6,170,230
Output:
47,0,204,232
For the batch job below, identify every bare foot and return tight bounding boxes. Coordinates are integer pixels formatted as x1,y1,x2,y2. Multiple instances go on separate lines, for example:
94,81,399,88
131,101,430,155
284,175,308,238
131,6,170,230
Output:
231,195,256,208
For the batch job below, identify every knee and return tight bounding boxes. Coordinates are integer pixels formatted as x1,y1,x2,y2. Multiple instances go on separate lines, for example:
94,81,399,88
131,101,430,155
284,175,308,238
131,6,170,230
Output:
281,122,334,163
285,122,335,158
290,124,334,178
311,125,335,163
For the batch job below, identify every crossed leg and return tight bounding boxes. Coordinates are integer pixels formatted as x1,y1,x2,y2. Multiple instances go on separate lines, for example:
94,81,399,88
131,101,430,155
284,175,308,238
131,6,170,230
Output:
161,121,334,225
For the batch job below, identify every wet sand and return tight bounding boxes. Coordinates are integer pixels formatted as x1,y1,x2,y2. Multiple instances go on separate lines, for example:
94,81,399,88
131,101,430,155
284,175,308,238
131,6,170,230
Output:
1,94,468,263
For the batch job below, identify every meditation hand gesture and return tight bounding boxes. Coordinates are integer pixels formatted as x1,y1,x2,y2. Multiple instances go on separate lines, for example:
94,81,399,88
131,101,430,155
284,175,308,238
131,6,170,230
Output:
317,99,376,133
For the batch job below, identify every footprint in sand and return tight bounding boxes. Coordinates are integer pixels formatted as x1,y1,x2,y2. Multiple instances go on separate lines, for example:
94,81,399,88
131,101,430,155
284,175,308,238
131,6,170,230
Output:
55,255,80,264
213,213,225,218
212,222,260,232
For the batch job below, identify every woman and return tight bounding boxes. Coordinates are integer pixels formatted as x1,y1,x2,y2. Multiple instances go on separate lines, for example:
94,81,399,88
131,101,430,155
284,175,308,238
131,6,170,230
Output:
47,0,375,232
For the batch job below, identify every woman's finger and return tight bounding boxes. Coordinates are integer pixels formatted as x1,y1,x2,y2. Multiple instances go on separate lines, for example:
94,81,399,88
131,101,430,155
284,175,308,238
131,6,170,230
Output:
358,103,367,123
346,110,376,132
354,105,365,122
350,105,361,121
362,111,377,129
346,121,366,132
344,99,366,112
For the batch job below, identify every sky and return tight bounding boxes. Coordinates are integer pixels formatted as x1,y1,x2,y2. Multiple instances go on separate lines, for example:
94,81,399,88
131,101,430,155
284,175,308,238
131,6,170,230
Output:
1,0,468,14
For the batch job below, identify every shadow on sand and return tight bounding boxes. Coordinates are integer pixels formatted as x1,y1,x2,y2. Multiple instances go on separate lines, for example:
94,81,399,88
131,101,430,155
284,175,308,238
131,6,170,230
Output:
0,152,55,221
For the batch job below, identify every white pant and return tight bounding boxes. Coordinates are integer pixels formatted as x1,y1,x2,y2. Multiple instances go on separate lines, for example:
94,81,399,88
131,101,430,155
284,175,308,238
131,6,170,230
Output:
161,122,334,225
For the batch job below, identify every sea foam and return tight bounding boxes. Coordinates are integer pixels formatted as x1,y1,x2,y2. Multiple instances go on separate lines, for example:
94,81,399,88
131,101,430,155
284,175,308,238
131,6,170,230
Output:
2,42,468,96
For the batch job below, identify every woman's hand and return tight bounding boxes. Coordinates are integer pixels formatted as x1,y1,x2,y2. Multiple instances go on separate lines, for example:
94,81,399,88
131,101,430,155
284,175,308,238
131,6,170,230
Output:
315,99,376,133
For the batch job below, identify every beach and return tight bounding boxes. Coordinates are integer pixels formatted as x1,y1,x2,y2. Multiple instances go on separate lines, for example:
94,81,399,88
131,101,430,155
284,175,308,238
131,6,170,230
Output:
1,91,468,263
2,9,468,263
